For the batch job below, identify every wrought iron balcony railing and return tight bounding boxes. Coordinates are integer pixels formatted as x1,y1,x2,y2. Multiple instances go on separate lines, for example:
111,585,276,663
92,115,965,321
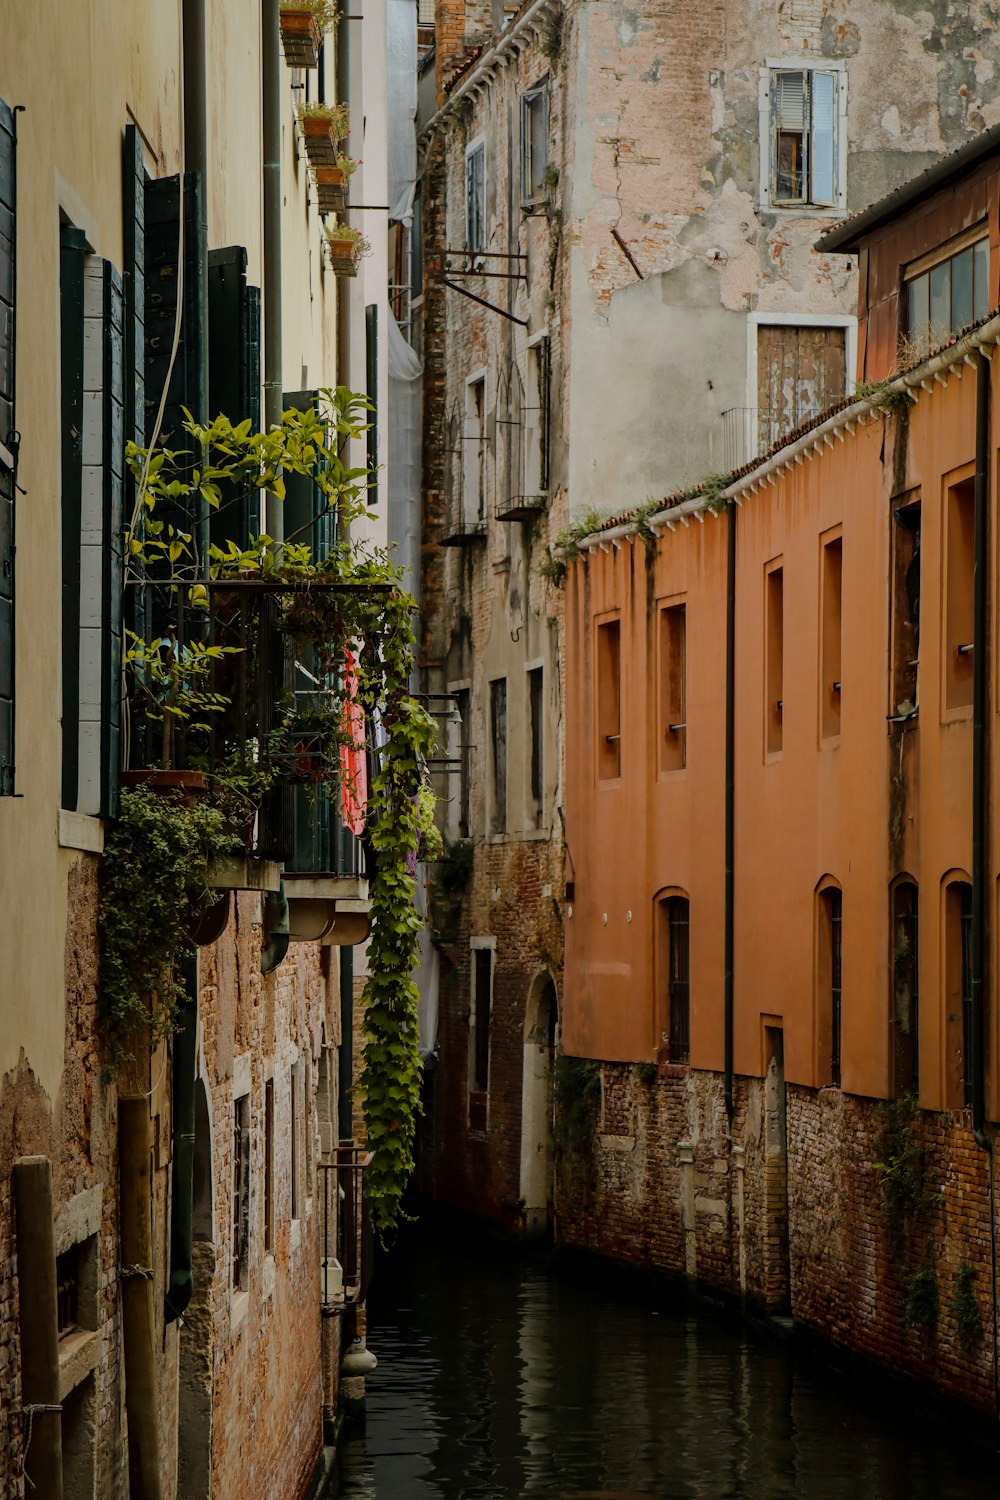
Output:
318,1148,373,1310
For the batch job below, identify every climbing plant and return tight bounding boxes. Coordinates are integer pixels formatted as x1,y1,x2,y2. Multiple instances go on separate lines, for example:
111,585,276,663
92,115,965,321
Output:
115,389,437,1234
871,1093,939,1245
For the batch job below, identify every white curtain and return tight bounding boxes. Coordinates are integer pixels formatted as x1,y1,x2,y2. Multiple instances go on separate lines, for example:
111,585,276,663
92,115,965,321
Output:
388,309,422,601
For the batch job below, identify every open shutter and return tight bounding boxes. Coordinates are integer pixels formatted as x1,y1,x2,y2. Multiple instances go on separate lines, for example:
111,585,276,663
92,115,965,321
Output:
100,263,125,817
772,71,806,204
365,304,378,510
0,98,15,794
60,226,86,812
810,71,837,207
208,246,262,545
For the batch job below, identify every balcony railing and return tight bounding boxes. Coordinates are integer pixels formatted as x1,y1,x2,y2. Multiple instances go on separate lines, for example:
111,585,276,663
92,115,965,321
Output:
318,1148,373,1310
721,406,828,471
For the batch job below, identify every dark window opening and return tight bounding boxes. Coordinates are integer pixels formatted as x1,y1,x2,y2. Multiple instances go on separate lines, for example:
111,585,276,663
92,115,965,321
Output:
597,619,621,779
891,497,921,719
961,883,974,1109
56,1243,81,1337
946,478,975,712
659,603,686,773
766,564,784,755
490,678,507,832
818,886,842,1086
528,667,544,828
891,881,919,1096
821,535,842,741
667,897,690,1063
232,1096,250,1290
264,1077,275,1253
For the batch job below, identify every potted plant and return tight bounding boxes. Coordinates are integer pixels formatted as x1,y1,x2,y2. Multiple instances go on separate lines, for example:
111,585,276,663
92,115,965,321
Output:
313,154,358,214
122,626,239,798
324,223,371,278
297,101,351,168
279,1,338,68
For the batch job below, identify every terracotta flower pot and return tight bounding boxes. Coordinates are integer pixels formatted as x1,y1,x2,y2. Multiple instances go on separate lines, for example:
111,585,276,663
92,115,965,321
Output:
325,237,361,278
280,8,322,68
314,165,347,214
300,114,339,168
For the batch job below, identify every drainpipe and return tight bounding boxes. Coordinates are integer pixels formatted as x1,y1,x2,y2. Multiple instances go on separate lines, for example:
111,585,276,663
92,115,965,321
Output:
165,951,198,1324
723,498,736,1123
182,0,210,564
971,347,999,1416
12,1157,63,1498
262,0,284,540
119,1098,163,1499
261,881,291,973
339,945,354,1140
335,0,351,410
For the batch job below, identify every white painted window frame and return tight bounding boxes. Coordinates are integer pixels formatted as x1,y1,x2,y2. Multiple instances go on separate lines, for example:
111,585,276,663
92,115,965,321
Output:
463,367,488,527
746,311,858,417
465,134,486,254
758,59,848,214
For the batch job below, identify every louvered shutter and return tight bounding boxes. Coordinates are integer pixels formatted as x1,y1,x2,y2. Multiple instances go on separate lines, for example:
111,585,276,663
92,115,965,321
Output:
772,71,806,204
0,98,15,794
60,226,86,811
208,246,262,546
810,72,837,207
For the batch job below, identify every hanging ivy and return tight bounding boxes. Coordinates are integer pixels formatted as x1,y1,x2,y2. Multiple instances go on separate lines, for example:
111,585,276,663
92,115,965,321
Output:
123,389,438,1235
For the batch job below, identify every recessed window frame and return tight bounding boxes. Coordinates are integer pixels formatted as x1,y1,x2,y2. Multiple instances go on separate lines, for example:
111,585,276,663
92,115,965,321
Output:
468,936,496,1134
465,135,486,255
520,80,549,205
816,879,843,1088
904,223,989,349
758,59,847,213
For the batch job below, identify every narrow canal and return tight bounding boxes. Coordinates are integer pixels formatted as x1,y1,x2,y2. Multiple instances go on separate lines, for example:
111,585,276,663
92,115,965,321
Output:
335,1231,1000,1500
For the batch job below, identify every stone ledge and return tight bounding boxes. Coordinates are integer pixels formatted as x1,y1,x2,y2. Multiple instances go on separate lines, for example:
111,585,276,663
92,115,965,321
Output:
58,1329,100,1401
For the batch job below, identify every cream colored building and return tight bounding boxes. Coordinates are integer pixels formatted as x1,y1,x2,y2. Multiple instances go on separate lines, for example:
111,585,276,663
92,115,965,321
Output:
0,1,393,1495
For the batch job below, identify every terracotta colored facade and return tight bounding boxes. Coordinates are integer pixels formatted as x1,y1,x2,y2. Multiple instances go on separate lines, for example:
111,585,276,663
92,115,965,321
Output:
557,133,1000,1408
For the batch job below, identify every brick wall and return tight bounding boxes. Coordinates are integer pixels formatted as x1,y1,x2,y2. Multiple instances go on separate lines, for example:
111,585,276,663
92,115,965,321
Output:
556,1061,1000,1412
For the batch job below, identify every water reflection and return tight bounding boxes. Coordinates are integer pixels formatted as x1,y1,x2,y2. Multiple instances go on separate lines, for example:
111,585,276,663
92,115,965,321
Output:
335,1236,999,1499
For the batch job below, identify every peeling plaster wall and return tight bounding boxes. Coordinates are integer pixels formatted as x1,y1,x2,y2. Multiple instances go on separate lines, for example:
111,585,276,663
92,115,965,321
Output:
561,0,1000,512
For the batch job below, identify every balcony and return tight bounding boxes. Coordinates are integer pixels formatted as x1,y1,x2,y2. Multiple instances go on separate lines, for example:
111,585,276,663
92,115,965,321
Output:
318,1148,374,1311
285,785,370,945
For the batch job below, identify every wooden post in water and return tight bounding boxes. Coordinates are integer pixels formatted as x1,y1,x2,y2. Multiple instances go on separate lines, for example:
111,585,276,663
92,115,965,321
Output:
12,1154,64,1499
119,1096,163,1500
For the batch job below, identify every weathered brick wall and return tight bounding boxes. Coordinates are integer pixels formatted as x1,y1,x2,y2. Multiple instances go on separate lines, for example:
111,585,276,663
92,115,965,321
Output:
556,1062,1000,1412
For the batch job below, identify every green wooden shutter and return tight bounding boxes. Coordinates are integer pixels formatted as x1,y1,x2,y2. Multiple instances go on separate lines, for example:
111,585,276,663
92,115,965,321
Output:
122,125,146,654
101,262,125,816
144,173,207,564
208,246,262,545
365,304,378,509
0,97,16,794
60,225,86,812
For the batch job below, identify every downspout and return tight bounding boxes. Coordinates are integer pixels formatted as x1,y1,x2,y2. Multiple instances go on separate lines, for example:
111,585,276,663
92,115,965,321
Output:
971,347,998,1416
724,498,736,1123
165,951,198,1324
261,881,291,973
336,0,351,406
339,946,355,1140
182,0,210,562
263,0,284,540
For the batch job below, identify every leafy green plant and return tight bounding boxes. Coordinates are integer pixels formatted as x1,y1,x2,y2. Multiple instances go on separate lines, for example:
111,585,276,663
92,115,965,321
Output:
634,1060,658,1085
872,1094,939,1243
537,10,562,62
905,1260,938,1331
538,506,611,584
699,470,734,513
297,100,351,135
325,222,373,258
282,4,340,38
950,1263,984,1350
553,1056,601,1154
124,630,238,770
854,377,911,415
416,780,444,864
99,788,233,1068
632,496,662,546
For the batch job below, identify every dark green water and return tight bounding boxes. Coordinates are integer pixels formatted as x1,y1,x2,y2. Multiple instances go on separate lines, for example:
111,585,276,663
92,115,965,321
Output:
336,1237,1000,1499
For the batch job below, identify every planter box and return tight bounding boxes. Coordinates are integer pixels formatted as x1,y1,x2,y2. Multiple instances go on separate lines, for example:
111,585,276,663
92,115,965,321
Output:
300,114,340,168
280,8,322,67
325,238,361,277
314,165,348,214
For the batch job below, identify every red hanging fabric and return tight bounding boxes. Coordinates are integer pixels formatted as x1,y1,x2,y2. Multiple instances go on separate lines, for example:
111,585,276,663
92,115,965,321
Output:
340,650,368,836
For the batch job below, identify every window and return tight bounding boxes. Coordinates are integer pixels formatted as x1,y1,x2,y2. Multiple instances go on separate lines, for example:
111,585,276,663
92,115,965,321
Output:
490,678,507,832
756,323,847,442
232,1094,250,1290
264,1078,274,1253
891,881,919,1096
658,602,686,773
466,139,485,254
469,943,494,1132
666,897,690,1063
820,532,842,742
523,336,551,499
944,880,974,1109
945,476,974,713
596,618,621,780
890,494,921,719
765,66,842,209
906,229,988,348
463,375,486,525
453,686,471,839
521,83,549,202
0,97,15,796
765,562,783,756
528,666,544,828
817,885,842,1087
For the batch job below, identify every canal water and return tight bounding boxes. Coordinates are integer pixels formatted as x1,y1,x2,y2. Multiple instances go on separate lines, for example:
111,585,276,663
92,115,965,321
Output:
336,1233,999,1499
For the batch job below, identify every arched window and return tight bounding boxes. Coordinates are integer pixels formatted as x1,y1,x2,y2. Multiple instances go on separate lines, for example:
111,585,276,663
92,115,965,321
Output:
656,894,690,1063
816,881,842,1087
944,876,973,1109
890,878,919,1096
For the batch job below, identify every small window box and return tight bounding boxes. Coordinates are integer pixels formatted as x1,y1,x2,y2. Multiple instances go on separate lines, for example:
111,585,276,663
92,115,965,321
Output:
325,233,362,277
298,104,351,168
313,165,347,214
496,495,546,523
279,7,323,68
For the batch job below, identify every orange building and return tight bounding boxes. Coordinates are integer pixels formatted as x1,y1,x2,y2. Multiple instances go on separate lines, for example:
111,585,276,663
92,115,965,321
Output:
559,126,1000,1410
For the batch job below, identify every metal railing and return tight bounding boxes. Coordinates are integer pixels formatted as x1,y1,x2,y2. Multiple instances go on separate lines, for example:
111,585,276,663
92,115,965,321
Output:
721,406,829,471
318,1147,374,1311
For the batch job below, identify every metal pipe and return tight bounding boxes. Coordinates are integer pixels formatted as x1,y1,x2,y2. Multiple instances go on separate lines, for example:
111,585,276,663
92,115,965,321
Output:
339,945,354,1140
724,499,736,1121
183,0,210,569
165,951,198,1324
12,1156,63,1499
336,0,351,439
261,882,291,973
262,0,284,539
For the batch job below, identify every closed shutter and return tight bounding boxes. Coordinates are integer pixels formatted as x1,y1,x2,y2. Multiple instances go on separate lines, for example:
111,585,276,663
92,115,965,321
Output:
0,97,15,794
810,72,837,207
144,172,207,564
100,263,125,817
365,304,378,511
122,125,146,650
60,226,86,812
208,246,262,545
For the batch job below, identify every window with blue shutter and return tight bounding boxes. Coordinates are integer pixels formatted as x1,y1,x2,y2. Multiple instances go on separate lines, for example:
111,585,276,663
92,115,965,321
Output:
768,66,842,209
0,97,16,795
